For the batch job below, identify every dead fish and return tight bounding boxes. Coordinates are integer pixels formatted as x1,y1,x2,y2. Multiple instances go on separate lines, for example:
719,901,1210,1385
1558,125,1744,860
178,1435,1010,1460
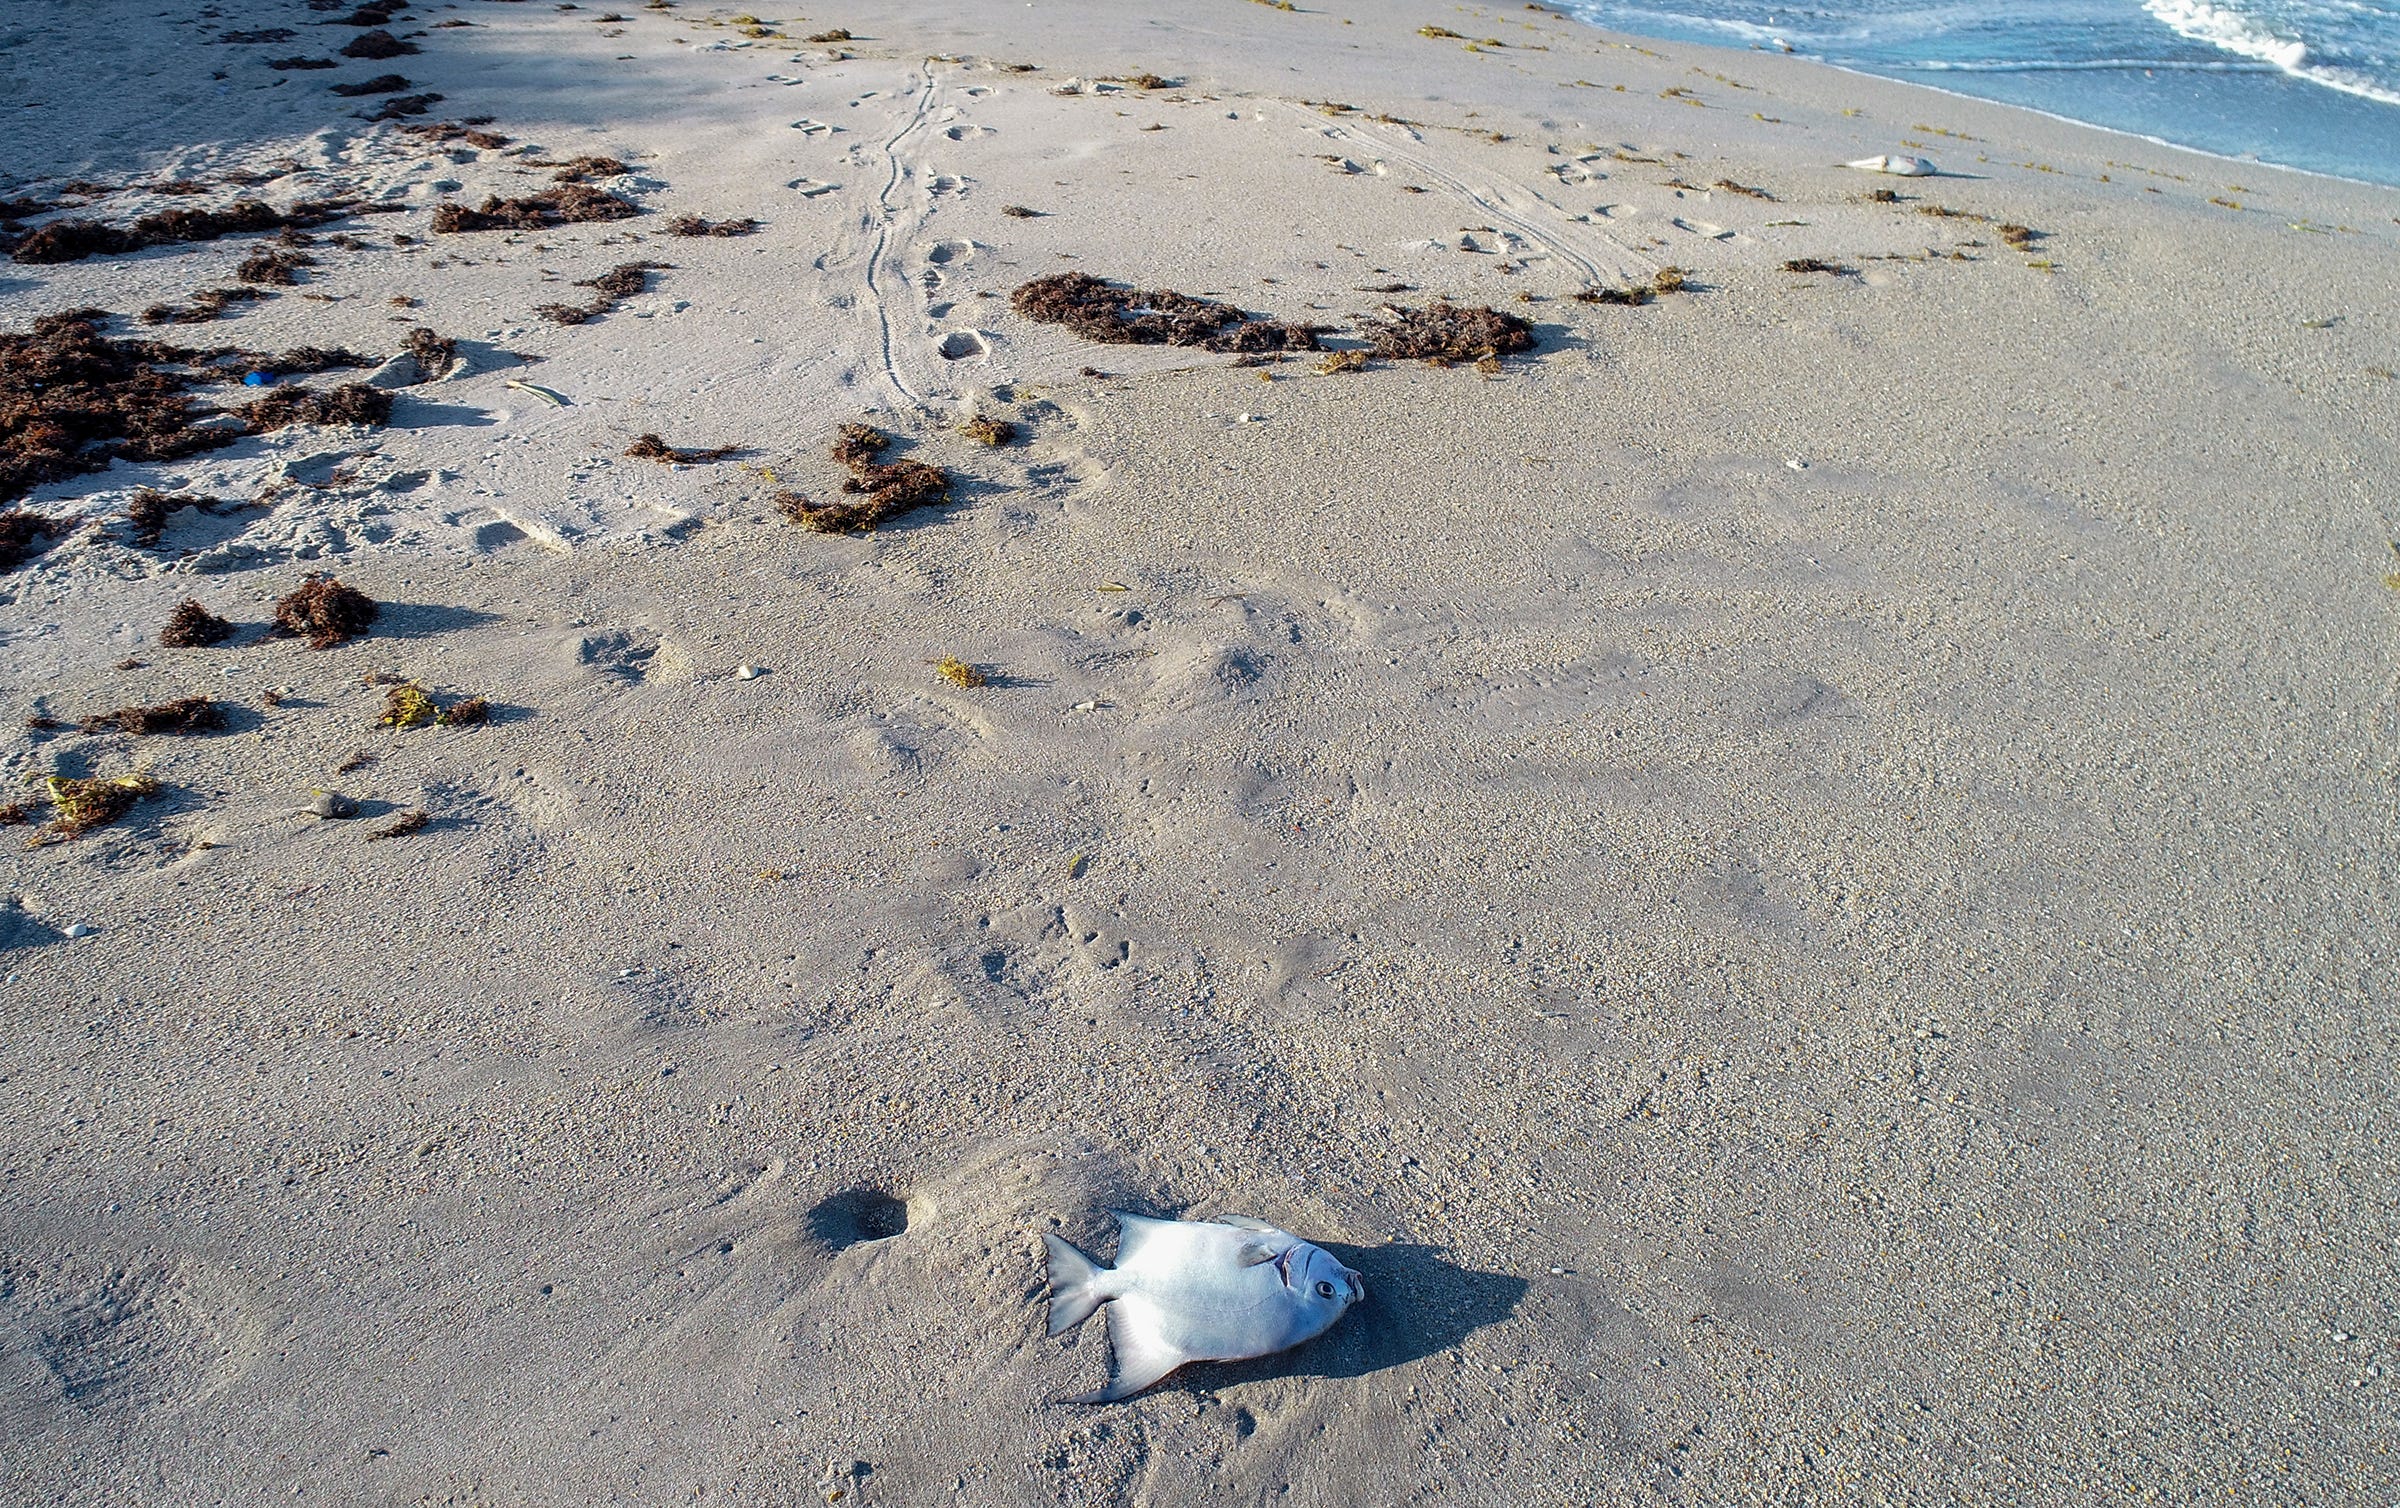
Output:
1846,153,1936,177
1042,1212,1364,1402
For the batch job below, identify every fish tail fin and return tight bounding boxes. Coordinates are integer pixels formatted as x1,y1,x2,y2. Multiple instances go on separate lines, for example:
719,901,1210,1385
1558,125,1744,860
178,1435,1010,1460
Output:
1042,1233,1108,1337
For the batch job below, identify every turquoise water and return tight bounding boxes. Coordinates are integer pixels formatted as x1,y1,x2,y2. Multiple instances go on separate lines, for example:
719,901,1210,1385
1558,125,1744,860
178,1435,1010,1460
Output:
1553,0,2400,185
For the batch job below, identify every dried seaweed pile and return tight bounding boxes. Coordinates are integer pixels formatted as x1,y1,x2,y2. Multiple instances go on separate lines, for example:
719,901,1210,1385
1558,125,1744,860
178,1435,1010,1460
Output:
159,597,235,647
272,574,377,648
400,120,511,150
241,383,391,433
1010,272,1324,354
78,696,225,736
5,197,376,266
1358,302,1535,364
536,261,665,325
0,310,237,504
664,216,759,238
432,186,638,233
778,424,950,533
624,433,737,463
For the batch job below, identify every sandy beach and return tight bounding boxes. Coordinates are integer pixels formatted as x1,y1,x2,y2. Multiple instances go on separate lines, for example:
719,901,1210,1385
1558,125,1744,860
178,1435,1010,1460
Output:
2,0,2396,1502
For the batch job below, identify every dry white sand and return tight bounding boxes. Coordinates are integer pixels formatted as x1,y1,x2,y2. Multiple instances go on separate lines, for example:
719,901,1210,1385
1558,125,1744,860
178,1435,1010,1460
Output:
2,0,2396,1502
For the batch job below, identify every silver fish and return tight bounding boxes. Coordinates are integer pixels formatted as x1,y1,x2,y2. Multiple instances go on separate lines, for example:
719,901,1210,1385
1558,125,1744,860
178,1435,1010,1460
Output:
1042,1212,1365,1402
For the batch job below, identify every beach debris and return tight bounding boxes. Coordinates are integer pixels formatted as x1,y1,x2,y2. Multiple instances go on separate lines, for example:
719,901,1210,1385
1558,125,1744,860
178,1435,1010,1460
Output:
734,664,765,680
663,215,760,237
302,789,359,819
1316,349,1369,374
625,433,739,463
6,197,388,266
272,573,378,649
0,509,61,571
241,382,390,432
1711,179,1774,200
1845,154,1935,177
330,72,414,98
536,260,666,325
78,697,224,736
365,809,429,840
36,773,162,841
0,311,246,504
139,286,269,326
160,598,237,647
340,27,418,58
1043,1213,1364,1403
235,248,315,285
1000,204,1044,219
505,379,570,406
378,682,438,726
549,156,631,184
780,423,952,533
431,185,638,233
399,120,512,150
1358,302,1535,364
122,488,225,547
959,415,1016,446
1782,258,1855,276
1010,272,1325,353
933,656,987,688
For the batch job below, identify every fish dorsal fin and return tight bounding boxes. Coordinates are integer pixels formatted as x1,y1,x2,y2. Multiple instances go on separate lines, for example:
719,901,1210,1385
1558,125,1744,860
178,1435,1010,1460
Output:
1109,1210,1179,1265
1068,1300,1190,1403
1214,1213,1278,1232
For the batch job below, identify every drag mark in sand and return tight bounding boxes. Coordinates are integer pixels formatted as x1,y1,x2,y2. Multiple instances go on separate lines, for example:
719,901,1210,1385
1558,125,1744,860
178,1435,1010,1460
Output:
864,60,943,409
1284,101,1656,287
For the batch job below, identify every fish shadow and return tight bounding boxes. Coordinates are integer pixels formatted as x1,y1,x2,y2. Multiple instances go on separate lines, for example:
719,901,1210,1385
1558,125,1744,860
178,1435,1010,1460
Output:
1170,1242,1526,1394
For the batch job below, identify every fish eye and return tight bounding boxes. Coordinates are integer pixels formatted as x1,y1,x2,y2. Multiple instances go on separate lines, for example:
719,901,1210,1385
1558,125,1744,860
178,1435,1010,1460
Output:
1315,1280,1337,1299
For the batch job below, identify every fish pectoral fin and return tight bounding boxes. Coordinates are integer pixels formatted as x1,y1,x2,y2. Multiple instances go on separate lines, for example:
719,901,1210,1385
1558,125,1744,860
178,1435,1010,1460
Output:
1234,1238,1281,1268
1068,1303,1189,1404
1214,1214,1278,1232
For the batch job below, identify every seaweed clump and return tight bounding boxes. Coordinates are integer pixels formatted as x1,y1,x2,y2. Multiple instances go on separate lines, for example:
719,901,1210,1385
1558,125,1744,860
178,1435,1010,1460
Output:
379,682,490,727
535,261,665,324
241,382,390,432
1009,272,1323,353
1782,258,1855,276
0,310,240,505
365,808,429,840
403,326,458,381
1358,301,1535,364
78,696,224,736
7,198,368,265
625,433,738,463
159,597,236,647
140,286,270,325
122,488,225,547
340,28,418,58
272,573,378,648
236,249,316,285
330,72,413,97
779,423,951,533
959,415,1016,446
664,215,759,237
432,185,638,233
399,120,511,150
37,773,161,841
0,510,61,571
933,656,987,688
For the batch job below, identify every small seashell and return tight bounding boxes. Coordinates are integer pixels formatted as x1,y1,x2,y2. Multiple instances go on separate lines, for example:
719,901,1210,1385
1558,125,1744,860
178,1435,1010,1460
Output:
64,922,94,939
735,664,764,680
303,790,359,819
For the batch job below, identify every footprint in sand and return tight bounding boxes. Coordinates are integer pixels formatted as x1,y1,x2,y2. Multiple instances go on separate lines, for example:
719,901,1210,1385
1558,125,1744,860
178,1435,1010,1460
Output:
1672,216,1734,240
938,330,991,361
944,123,996,141
925,239,977,266
790,118,836,136
927,300,955,319
788,178,840,197
926,173,966,196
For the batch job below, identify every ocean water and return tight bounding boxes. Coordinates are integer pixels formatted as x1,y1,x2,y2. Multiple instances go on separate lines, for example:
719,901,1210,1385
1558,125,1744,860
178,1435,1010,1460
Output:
1552,0,2400,185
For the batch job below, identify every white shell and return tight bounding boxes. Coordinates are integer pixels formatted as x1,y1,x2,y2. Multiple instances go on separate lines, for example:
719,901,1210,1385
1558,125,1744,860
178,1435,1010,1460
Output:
1846,154,1937,177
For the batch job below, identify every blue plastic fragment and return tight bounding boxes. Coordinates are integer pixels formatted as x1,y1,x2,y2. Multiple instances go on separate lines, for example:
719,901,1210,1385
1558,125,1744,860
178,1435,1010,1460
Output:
243,371,275,387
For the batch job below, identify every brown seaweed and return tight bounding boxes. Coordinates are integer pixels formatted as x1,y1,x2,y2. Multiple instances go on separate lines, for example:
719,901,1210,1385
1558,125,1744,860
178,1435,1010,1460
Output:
1357,302,1535,363
78,696,224,736
339,28,418,58
433,185,638,233
624,433,738,463
159,597,236,647
1009,272,1324,353
272,573,378,648
0,310,241,504
240,382,390,432
663,215,759,237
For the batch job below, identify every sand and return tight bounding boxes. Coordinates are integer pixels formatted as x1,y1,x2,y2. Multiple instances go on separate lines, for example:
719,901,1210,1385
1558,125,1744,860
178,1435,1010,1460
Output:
2,0,2396,1502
